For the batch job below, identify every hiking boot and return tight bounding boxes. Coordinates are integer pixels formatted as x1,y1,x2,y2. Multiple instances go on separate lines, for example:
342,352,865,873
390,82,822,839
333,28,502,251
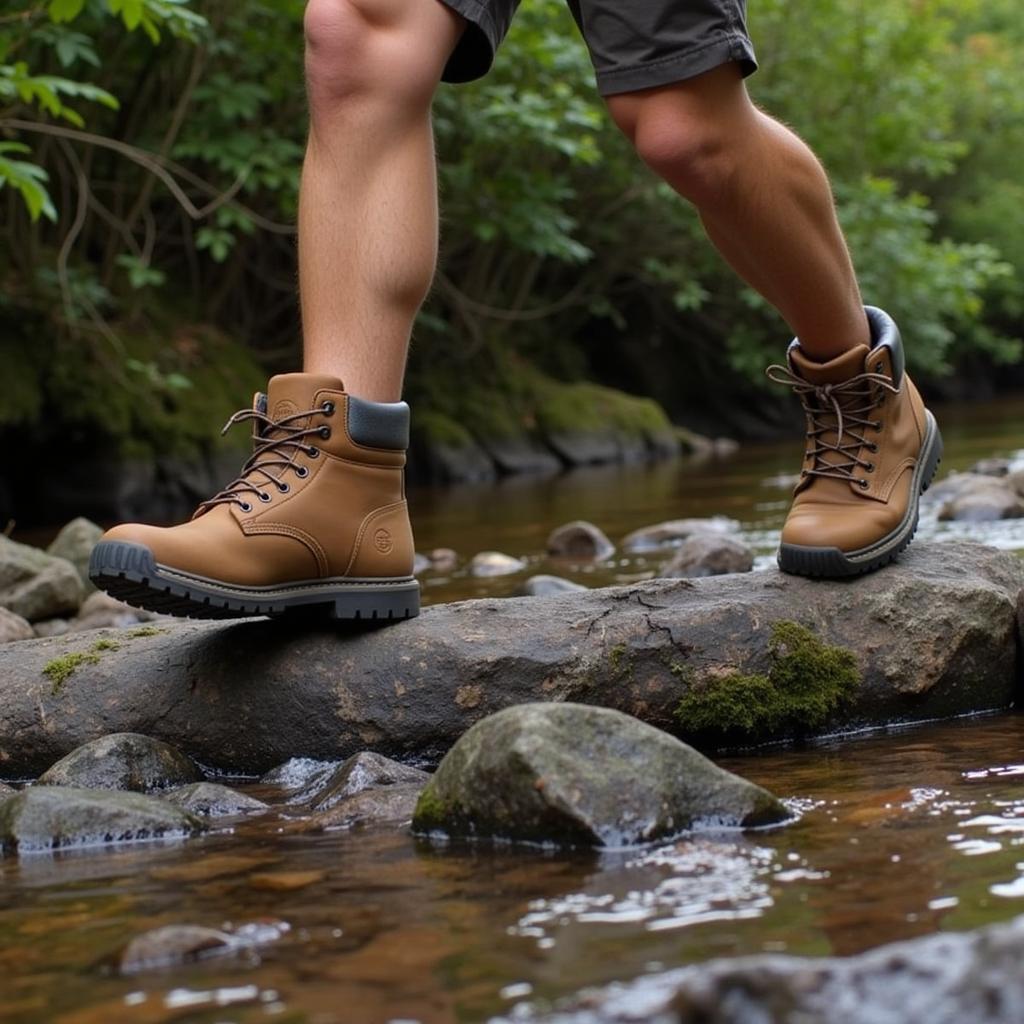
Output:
88,373,419,620
767,306,942,578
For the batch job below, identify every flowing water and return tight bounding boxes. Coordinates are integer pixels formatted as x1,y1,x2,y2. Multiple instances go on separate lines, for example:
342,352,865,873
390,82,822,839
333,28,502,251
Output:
3,396,1024,1023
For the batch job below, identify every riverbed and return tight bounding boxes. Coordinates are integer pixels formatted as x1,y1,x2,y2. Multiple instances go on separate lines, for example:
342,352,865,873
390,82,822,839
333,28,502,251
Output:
2,395,1024,1023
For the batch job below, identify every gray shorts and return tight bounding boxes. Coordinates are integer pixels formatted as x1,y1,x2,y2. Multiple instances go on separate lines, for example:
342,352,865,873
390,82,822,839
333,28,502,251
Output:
440,0,757,96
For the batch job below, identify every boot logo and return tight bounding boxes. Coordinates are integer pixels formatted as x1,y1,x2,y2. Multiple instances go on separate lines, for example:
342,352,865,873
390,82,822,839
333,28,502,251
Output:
374,528,394,554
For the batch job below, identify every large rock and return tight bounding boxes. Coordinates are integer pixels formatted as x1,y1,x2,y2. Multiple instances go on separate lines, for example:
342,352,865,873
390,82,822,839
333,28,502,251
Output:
301,782,425,832
412,703,788,846
0,534,82,622
0,786,201,854
38,733,203,793
0,606,33,643
935,473,1024,522
307,751,430,812
662,534,754,578
512,913,1024,1024
46,517,103,591
0,542,1019,776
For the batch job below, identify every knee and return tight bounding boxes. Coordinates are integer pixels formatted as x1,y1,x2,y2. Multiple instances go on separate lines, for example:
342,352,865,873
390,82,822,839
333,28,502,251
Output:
304,0,438,121
609,97,741,209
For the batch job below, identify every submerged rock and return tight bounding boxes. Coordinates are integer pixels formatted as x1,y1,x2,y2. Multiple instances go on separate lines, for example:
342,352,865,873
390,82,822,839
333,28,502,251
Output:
308,751,429,812
470,551,527,577
0,786,201,854
662,534,754,578
260,757,339,803
519,575,588,597
412,703,788,847
546,521,615,562
0,606,33,644
117,925,236,973
621,517,740,552
163,782,268,818
929,472,1024,521
513,913,1024,1024
38,733,203,793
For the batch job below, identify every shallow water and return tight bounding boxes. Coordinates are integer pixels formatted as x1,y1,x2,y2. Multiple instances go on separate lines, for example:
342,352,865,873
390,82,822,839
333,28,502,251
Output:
4,716,1024,1023
409,395,1024,603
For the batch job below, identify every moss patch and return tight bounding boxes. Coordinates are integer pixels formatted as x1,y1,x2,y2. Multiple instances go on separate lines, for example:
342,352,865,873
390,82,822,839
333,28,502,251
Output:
43,652,101,694
128,626,165,639
412,783,454,831
675,620,860,739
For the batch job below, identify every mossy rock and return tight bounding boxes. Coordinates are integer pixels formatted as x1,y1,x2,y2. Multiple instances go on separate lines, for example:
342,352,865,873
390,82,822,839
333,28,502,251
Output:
413,702,790,847
675,620,860,740
409,411,497,483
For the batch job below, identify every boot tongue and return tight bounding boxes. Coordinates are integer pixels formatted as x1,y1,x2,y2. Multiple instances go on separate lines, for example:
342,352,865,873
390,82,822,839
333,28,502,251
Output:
266,373,343,422
789,344,869,385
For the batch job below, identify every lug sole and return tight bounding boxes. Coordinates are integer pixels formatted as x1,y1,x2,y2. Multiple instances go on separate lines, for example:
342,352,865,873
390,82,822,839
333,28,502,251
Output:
88,540,420,622
778,411,943,579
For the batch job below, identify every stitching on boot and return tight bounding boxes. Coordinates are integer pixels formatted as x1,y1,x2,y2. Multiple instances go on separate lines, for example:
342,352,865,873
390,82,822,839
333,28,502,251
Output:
243,522,329,576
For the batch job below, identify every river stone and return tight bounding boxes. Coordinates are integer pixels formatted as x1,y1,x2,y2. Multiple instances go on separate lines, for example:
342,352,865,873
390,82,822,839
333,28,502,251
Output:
0,786,202,854
38,733,203,793
304,782,425,832
513,913,1024,1024
33,618,70,639
0,557,82,623
546,521,615,562
47,517,103,591
412,703,789,847
519,575,588,597
938,477,1024,522
69,590,146,632
621,517,740,552
0,543,1019,776
470,551,526,577
0,606,33,643
412,553,431,576
429,548,459,572
163,782,269,817
0,782,14,800
260,757,339,803
662,534,754,578
308,752,430,812
117,925,236,973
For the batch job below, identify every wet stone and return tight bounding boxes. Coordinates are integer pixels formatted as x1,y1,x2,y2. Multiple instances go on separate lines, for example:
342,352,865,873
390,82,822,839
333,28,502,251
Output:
429,547,459,572
0,786,202,854
117,925,236,974
662,533,754,578
413,703,790,847
163,782,269,818
305,783,426,832
546,520,615,562
470,551,527,577
259,757,340,803
621,517,740,552
309,752,430,812
38,733,203,794
519,575,588,597
0,782,15,800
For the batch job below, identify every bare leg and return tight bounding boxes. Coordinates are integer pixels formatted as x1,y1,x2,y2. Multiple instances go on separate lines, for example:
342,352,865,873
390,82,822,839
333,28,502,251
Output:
300,0,464,401
606,64,869,361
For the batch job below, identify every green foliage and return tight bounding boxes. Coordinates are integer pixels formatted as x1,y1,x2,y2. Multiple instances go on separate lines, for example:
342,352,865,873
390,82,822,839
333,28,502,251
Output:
1,0,1022,462
675,620,860,738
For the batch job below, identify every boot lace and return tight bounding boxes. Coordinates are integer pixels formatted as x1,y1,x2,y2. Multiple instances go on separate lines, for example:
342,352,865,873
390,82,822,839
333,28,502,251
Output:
765,365,898,485
195,402,334,515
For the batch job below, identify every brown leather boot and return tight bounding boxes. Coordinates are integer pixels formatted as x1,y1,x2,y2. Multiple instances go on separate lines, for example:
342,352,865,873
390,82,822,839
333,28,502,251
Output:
767,306,942,578
89,373,419,620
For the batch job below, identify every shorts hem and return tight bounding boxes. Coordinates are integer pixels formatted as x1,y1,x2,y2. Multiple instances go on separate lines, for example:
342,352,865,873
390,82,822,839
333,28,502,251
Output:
595,35,758,97
439,0,502,84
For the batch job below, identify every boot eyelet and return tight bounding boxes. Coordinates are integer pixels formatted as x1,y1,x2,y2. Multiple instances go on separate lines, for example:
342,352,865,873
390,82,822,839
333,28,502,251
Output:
259,491,272,503
859,478,870,489
874,420,884,431
321,401,336,417
295,465,309,479
319,425,332,440
278,482,290,494
307,446,320,458
866,462,876,473
239,501,253,513
875,361,884,373
867,442,879,453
